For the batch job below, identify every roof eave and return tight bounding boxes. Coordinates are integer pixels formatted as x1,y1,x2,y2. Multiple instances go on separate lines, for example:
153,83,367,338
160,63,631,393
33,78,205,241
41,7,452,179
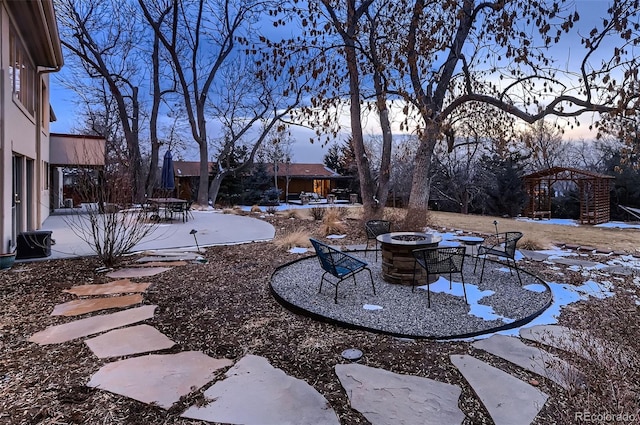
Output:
7,0,64,68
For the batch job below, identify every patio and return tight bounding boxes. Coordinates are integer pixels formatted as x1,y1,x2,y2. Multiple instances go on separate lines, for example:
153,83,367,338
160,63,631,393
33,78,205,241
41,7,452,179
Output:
271,252,552,339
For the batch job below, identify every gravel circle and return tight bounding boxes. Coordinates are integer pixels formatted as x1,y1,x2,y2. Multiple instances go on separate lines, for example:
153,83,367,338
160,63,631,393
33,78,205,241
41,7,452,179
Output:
271,252,552,339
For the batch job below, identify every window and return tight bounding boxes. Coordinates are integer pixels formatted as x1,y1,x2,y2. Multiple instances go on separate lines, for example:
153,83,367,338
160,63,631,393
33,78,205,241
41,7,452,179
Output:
43,161,50,190
9,23,36,116
41,82,47,127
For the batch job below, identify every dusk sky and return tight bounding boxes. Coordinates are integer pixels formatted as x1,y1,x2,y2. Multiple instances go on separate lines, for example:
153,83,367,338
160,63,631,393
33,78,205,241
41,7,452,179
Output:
48,0,618,163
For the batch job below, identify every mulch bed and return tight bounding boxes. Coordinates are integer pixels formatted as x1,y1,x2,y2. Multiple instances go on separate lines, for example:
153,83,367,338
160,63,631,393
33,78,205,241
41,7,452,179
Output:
1,213,638,424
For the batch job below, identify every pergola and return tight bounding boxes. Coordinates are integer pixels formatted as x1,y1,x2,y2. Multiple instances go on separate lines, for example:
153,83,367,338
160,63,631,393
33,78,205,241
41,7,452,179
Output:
523,167,614,224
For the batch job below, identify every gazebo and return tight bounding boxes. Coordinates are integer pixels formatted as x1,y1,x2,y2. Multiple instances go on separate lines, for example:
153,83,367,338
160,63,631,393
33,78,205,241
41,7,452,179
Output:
523,167,614,224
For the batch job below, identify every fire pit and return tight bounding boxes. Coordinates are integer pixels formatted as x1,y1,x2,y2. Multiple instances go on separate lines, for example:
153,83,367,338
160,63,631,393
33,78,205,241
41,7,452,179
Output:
376,232,442,285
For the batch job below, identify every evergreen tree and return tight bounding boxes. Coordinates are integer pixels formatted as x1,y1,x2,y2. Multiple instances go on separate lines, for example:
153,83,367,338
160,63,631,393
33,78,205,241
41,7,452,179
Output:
478,153,527,217
241,162,272,205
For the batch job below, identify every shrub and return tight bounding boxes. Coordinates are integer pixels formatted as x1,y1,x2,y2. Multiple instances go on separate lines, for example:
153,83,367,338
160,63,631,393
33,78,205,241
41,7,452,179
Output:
260,187,282,206
321,207,346,235
274,230,312,250
383,207,406,223
519,234,550,250
310,207,325,220
321,220,346,236
331,206,351,220
250,204,262,213
265,205,278,215
63,169,157,267
400,207,432,231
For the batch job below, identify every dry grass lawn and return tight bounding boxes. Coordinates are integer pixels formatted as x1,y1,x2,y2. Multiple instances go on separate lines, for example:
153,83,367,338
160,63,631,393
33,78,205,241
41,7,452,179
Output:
430,210,640,253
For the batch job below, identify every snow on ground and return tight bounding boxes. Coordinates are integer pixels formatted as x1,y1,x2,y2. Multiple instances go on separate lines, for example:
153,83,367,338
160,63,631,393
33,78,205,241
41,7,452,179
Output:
248,203,640,336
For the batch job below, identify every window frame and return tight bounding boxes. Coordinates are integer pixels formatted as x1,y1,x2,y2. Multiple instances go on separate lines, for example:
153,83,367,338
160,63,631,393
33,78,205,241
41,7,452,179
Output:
9,22,37,117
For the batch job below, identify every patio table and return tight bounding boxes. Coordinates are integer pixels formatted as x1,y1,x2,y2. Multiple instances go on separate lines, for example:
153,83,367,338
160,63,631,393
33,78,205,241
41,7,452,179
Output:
456,236,485,258
147,198,188,221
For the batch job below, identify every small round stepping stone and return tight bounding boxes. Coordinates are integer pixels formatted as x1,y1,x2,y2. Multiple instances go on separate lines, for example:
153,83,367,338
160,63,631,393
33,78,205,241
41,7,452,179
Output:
341,348,363,361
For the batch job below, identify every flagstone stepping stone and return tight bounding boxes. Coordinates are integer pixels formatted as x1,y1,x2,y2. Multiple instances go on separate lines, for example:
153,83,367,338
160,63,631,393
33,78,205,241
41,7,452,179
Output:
64,279,152,296
548,257,600,268
136,252,202,264
106,267,171,279
133,261,188,267
600,265,635,276
334,363,465,425
51,294,143,316
450,355,548,425
29,305,157,345
181,354,339,425
520,325,608,362
520,250,550,262
139,251,202,260
472,334,583,390
84,324,175,358
88,351,232,409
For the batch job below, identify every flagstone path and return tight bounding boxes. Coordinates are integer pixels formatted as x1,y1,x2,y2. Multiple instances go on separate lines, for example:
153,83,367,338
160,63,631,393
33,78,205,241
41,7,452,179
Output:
88,352,233,409
27,250,615,424
334,363,465,425
64,278,152,295
51,293,143,316
29,305,157,345
84,324,175,358
181,355,341,424
450,355,549,425
106,266,171,279
472,334,584,390
520,324,600,360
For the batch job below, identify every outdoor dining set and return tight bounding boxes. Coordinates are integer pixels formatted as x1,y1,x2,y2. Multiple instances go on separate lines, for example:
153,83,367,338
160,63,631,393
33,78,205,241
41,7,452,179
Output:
146,197,193,222
310,220,523,306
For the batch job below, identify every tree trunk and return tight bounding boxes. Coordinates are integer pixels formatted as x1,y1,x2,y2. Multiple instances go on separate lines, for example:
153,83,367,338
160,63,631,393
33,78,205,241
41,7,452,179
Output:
407,127,439,211
197,141,209,205
146,33,162,198
125,86,145,203
344,2,378,218
207,171,226,207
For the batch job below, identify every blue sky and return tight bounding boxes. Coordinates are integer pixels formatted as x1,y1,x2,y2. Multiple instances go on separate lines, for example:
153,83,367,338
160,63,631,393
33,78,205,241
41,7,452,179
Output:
49,0,620,163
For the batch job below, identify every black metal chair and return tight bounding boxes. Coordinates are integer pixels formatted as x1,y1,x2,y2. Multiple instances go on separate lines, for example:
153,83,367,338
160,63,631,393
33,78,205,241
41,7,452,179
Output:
474,231,523,285
185,200,194,221
412,246,467,308
310,238,376,303
168,202,187,222
364,220,391,261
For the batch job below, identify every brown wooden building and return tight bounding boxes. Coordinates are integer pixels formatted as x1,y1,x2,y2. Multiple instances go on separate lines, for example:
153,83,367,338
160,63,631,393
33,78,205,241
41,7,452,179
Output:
172,161,215,200
171,161,353,203
523,167,614,224
267,163,352,200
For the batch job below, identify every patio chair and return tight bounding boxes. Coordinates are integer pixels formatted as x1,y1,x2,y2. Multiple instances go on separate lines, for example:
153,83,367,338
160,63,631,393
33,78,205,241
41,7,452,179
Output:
185,200,194,221
364,220,392,261
310,238,376,303
474,231,523,285
412,246,467,308
168,202,187,222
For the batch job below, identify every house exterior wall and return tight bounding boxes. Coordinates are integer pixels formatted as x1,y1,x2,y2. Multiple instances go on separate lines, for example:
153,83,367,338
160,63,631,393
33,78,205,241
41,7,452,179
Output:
0,0,62,254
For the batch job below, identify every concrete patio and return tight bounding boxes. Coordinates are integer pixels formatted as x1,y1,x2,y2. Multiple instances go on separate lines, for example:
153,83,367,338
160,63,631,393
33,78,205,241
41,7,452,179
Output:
22,208,275,261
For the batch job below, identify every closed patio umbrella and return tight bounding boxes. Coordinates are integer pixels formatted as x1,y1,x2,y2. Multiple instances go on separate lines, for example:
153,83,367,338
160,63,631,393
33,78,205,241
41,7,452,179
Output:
160,150,175,190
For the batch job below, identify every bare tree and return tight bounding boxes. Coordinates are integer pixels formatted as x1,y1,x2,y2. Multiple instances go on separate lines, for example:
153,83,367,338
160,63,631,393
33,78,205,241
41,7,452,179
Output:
375,0,640,215
205,59,303,204
139,0,301,206
288,0,393,219
62,150,158,267
519,120,568,172
57,0,149,202
258,128,294,199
